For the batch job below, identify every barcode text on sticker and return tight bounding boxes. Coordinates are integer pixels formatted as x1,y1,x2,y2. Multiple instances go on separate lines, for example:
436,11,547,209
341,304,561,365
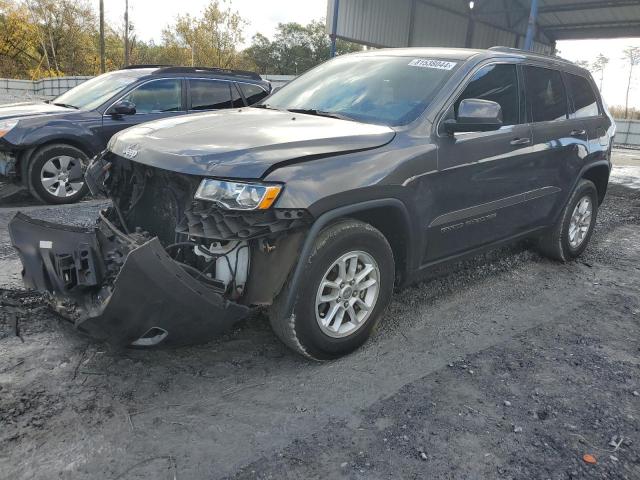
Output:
408,59,457,70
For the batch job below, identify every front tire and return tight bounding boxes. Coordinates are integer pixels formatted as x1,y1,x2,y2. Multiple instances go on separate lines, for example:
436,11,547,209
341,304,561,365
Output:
28,144,89,204
269,219,394,361
538,179,598,262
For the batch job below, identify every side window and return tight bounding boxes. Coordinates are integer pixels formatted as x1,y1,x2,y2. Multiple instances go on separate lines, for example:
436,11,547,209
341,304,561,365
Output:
239,83,269,105
454,64,519,126
189,79,232,110
566,73,600,118
122,79,182,114
524,66,568,122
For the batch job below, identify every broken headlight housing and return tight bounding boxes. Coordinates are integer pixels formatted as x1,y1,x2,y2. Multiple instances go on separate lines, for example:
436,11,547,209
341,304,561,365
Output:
0,119,19,138
194,179,282,211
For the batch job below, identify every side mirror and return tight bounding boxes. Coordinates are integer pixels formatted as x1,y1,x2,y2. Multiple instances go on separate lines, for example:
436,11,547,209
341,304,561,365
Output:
444,98,503,134
106,100,136,116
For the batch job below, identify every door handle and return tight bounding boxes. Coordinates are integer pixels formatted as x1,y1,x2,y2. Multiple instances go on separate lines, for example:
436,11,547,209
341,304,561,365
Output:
510,137,531,146
570,129,586,137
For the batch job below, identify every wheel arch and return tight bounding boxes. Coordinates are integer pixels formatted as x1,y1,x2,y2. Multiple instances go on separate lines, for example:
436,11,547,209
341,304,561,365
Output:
282,198,414,321
580,162,610,205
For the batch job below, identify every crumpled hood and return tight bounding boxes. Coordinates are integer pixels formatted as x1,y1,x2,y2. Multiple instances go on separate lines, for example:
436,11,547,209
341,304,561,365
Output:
0,102,75,120
108,107,395,178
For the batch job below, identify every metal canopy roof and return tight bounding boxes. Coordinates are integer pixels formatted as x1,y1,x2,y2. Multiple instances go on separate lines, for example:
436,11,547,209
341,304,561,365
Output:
326,0,640,54
474,0,640,41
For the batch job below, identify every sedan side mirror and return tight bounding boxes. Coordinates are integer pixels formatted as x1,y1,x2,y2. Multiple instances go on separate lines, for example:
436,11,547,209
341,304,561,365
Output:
444,98,503,134
106,100,136,116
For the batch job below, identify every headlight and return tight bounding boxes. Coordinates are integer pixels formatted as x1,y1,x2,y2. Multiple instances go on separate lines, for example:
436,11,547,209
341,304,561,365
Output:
0,119,19,138
195,179,282,210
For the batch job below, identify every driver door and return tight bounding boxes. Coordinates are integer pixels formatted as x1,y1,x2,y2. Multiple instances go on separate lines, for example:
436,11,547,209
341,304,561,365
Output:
99,78,186,144
425,62,534,262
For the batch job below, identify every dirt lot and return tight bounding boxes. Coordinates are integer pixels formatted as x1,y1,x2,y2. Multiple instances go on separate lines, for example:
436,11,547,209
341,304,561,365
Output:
1,152,639,479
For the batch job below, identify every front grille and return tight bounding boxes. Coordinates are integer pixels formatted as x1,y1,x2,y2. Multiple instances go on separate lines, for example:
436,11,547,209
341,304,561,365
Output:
178,200,309,240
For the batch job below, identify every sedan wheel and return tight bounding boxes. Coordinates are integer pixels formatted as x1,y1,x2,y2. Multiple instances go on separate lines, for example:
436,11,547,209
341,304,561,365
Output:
29,144,89,204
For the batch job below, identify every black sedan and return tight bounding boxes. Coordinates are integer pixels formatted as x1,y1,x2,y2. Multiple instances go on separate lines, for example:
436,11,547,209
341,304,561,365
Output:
0,66,270,204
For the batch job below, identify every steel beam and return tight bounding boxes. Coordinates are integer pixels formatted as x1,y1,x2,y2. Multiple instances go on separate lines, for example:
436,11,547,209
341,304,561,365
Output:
524,0,539,51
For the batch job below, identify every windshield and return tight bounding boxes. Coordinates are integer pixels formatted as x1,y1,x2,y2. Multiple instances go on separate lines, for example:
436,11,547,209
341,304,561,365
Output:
53,71,141,110
264,55,459,126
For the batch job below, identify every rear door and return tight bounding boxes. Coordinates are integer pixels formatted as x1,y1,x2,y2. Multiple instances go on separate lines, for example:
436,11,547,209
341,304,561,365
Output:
523,65,588,223
564,72,610,164
427,62,534,261
100,78,185,144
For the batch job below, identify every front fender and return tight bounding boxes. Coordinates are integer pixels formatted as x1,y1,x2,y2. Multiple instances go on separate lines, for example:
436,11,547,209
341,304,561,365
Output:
281,198,414,321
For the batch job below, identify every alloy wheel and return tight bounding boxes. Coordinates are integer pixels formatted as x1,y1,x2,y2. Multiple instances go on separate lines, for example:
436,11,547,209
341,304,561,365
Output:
315,250,380,338
39,155,84,198
568,195,593,249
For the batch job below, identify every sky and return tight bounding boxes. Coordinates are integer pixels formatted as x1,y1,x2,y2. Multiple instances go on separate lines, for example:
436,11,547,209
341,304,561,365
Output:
103,0,639,109
558,38,640,109
103,0,328,49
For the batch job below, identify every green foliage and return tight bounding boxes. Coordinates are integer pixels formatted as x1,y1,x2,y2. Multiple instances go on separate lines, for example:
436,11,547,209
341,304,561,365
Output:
0,0,360,79
244,19,362,75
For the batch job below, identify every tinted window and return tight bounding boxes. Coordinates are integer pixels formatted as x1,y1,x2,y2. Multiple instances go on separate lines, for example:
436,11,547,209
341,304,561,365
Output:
266,55,459,126
566,73,599,118
524,66,568,122
239,83,268,105
189,79,232,110
122,79,182,114
455,64,519,125
231,84,244,108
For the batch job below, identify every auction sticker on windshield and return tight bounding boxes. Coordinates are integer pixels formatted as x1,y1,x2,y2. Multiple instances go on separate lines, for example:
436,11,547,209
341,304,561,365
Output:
408,59,457,70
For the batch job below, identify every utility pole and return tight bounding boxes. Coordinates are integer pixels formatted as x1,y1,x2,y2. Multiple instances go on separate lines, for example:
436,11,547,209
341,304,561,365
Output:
329,0,339,57
99,0,105,73
124,0,129,67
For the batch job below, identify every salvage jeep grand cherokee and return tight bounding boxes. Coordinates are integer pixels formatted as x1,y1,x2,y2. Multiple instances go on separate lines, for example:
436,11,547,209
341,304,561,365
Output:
9,47,614,360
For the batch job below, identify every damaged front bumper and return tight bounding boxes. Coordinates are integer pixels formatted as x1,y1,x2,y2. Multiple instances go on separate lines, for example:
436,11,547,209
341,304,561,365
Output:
8,212,249,346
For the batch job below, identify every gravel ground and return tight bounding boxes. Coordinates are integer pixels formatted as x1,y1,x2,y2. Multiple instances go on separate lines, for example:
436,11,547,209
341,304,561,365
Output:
0,154,639,479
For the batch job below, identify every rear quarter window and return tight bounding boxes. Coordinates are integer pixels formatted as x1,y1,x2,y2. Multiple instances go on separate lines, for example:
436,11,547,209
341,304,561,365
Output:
239,83,269,105
524,66,568,123
566,73,600,118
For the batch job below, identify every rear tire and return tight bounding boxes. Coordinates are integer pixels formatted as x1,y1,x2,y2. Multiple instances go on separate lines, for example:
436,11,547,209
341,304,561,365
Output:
537,179,598,262
269,219,394,361
28,144,89,204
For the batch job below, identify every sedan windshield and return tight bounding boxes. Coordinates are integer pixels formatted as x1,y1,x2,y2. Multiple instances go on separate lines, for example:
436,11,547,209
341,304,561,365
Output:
264,55,459,126
53,71,141,111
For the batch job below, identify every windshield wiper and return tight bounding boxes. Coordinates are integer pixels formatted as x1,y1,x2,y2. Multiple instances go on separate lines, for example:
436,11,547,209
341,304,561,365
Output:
286,108,354,121
252,104,281,110
52,102,79,110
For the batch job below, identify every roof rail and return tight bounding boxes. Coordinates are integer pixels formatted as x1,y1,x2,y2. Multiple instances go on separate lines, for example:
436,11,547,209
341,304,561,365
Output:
121,64,170,69
489,46,575,66
154,66,262,80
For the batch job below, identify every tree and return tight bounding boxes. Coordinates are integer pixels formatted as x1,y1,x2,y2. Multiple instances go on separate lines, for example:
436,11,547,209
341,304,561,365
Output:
0,1,40,77
244,33,276,74
160,0,247,69
591,54,609,92
244,19,362,75
622,46,640,119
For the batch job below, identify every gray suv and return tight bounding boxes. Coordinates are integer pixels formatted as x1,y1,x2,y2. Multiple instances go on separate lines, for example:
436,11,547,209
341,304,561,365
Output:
9,47,614,360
